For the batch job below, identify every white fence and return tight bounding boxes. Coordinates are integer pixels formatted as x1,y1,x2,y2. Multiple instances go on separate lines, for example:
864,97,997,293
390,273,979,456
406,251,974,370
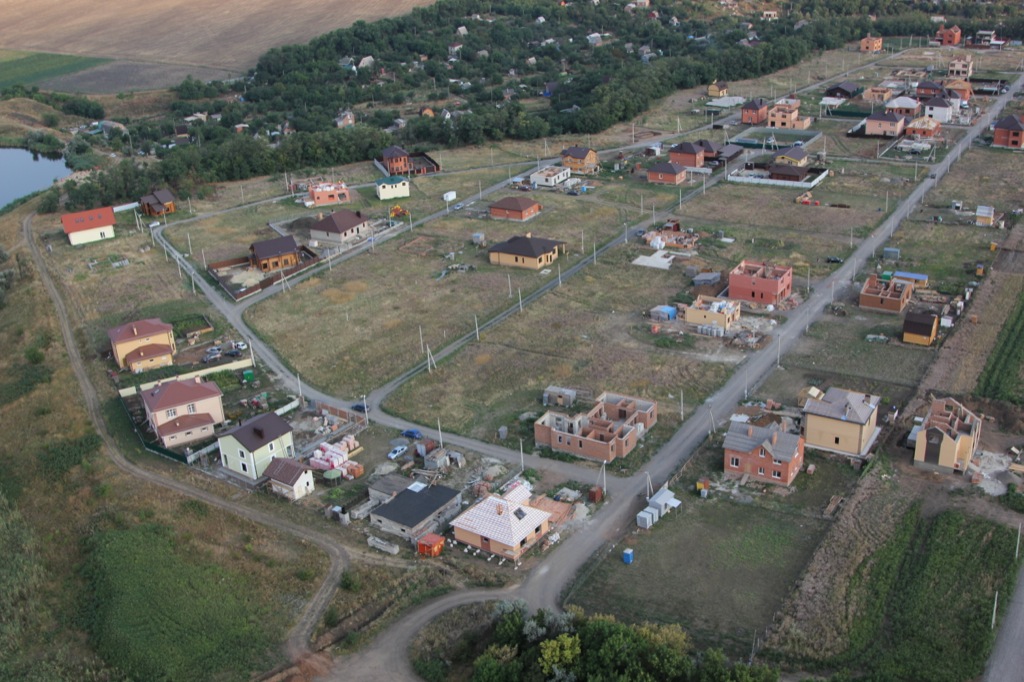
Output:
725,169,830,189
118,358,255,397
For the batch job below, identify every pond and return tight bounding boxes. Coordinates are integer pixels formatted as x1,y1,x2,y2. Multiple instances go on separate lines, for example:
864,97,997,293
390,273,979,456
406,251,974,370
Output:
0,147,71,209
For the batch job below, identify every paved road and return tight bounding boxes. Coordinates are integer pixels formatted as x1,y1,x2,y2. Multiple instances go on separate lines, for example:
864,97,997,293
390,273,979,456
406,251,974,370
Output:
984,543,1024,682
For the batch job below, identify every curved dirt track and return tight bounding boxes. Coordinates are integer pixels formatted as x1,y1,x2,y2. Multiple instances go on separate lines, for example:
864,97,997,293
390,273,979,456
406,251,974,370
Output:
22,211,347,663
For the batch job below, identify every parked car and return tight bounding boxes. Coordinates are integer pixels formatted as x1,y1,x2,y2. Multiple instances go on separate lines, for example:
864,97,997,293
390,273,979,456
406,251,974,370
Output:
233,341,248,351
401,429,423,440
351,403,369,413
826,256,844,264
201,353,221,364
224,349,242,358
387,445,409,460
454,202,464,210
206,346,222,355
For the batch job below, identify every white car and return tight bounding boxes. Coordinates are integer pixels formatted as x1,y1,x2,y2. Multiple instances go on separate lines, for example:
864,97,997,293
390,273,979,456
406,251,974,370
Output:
233,341,248,351
387,445,408,460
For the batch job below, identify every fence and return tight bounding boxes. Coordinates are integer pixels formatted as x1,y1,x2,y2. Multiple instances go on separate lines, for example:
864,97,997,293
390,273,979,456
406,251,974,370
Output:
206,247,321,302
118,357,254,397
726,169,830,189
116,397,190,464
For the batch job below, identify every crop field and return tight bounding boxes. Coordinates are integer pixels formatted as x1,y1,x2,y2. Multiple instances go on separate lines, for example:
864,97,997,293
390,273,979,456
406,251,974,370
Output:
975,290,1024,403
566,486,830,655
385,247,733,444
0,0,438,74
0,50,108,90
245,193,631,396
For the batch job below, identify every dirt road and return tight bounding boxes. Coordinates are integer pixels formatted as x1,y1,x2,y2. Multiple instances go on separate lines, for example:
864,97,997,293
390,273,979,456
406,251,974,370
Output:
22,211,349,661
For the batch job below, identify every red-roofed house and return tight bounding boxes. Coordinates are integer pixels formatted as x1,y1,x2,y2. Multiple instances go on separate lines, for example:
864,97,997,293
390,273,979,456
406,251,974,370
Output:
108,318,176,372
741,98,770,125
935,24,961,46
380,146,412,175
61,207,115,246
140,379,225,448
669,142,704,168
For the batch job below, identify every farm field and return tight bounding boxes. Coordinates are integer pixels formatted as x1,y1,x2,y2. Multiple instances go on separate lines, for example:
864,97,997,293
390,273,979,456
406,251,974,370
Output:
385,246,734,450
245,191,634,396
0,0,438,74
0,50,108,90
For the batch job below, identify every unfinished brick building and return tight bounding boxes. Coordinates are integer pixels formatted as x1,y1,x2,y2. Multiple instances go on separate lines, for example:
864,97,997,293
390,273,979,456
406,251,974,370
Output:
859,273,913,313
728,260,793,306
534,392,658,462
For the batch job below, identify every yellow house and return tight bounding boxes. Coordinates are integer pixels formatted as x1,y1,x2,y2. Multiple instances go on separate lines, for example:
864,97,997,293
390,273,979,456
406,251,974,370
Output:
560,146,600,175
217,412,295,481
708,80,729,97
108,318,176,372
450,484,551,561
140,379,224,448
375,175,411,200
772,146,810,167
913,398,981,473
488,233,566,270
803,387,880,456
683,295,741,330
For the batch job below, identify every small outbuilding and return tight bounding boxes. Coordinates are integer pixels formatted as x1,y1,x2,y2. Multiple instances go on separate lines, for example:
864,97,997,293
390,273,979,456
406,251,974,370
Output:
264,457,315,500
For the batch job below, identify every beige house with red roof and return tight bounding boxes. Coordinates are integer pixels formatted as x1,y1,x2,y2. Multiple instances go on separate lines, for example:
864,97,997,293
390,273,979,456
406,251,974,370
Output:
61,207,115,246
108,318,176,372
140,379,224,448
451,483,551,561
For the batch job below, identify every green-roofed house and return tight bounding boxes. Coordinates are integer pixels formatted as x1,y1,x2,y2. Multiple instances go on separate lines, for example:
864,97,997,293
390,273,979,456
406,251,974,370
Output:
375,175,410,200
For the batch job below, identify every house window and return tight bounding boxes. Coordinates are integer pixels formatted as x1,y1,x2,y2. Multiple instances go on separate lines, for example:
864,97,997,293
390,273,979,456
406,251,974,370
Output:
729,456,740,468
758,467,765,476
187,403,197,414
286,445,293,457
241,462,248,473
772,470,782,479
773,459,782,466
834,436,840,445
758,450,765,458
269,442,275,452
238,449,246,459
165,408,177,418
557,435,563,444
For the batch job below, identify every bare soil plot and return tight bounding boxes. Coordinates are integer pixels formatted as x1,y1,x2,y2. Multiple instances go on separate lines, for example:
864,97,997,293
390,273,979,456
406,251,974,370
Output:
385,247,733,444
0,0,438,73
244,194,632,396
567,488,829,655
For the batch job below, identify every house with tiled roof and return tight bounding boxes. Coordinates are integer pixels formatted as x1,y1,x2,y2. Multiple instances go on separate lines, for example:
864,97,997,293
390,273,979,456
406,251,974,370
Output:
61,207,115,246
865,111,907,138
993,114,1024,149
488,233,565,270
250,235,300,272
489,196,542,221
217,412,295,481
802,387,880,457
934,24,961,46
375,175,410,200
264,458,315,500
707,80,728,97
140,189,177,216
380,145,412,175
773,146,809,167
108,318,176,372
451,485,551,560
669,141,704,168
884,96,921,118
724,420,804,486
924,97,954,124
310,209,371,245
741,98,770,125
906,116,941,139
140,379,224,448
826,81,861,100
646,161,687,185
560,146,600,174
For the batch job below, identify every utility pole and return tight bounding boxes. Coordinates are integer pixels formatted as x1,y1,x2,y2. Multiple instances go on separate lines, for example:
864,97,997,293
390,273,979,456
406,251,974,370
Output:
518,288,523,312
508,273,513,298
474,314,480,341
437,418,444,449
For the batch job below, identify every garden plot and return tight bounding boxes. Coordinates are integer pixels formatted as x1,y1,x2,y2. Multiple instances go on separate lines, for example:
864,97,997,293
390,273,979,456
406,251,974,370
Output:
385,247,732,445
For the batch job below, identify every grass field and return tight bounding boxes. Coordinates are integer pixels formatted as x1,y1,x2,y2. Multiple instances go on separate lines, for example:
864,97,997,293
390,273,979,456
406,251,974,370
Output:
566,480,834,655
385,246,732,451
0,50,108,90
245,191,633,396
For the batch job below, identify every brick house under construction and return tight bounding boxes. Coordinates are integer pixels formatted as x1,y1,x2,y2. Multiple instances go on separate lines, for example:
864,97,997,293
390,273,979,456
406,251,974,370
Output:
534,392,657,462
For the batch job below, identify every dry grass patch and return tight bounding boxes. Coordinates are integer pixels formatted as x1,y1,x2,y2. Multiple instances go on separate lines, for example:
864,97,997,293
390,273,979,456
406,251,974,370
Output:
387,248,731,442
163,202,297,262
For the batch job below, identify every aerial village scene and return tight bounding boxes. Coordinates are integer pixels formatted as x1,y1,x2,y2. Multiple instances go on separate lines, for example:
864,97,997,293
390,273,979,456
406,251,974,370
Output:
3,0,1024,680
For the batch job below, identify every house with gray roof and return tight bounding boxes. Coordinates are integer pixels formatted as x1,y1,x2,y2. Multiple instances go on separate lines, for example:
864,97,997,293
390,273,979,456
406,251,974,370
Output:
724,420,804,486
803,387,880,457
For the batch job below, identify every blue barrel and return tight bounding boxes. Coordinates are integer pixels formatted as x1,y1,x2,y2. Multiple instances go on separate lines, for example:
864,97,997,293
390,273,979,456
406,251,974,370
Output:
623,548,634,564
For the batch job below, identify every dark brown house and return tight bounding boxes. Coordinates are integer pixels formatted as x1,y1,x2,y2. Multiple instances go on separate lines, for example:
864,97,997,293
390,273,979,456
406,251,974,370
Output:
250,235,300,272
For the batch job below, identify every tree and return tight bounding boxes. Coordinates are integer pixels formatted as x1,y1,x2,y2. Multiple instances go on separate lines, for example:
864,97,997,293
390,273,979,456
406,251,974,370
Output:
539,633,581,676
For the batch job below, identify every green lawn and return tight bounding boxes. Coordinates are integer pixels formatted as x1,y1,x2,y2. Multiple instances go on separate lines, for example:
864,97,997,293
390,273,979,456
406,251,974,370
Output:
0,51,108,89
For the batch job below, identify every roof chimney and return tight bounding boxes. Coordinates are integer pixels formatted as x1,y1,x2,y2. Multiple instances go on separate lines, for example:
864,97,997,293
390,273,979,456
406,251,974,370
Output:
496,503,504,516
772,432,778,445
525,231,533,239
356,210,362,218
132,325,138,335
254,427,264,439
747,425,753,437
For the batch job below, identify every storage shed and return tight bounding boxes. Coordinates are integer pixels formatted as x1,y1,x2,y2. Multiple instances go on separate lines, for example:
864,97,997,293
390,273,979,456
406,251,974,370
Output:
649,305,677,322
417,533,445,557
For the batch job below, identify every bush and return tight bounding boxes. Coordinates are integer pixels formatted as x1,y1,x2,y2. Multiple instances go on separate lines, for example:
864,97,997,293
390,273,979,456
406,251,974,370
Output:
36,433,101,477
339,570,361,592
323,605,341,629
